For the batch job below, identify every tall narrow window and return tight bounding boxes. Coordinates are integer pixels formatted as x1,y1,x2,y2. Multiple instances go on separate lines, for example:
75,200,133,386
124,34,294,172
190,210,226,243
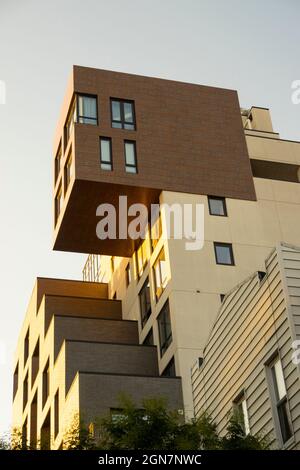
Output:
54,389,59,438
77,95,97,125
54,142,62,184
31,338,39,386
24,328,29,366
100,137,112,171
13,362,19,400
208,196,227,216
269,357,292,444
157,301,172,356
136,239,149,278
214,242,234,266
64,150,73,192
111,256,115,273
125,263,131,287
153,248,168,300
42,359,50,408
124,141,137,173
151,210,162,251
139,278,151,328
111,99,135,130
23,373,28,411
143,328,154,346
55,184,63,225
65,98,76,147
233,392,250,435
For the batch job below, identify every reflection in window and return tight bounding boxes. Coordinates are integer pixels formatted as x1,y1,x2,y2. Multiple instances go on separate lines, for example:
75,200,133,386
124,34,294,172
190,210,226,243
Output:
157,301,172,356
77,95,97,124
136,239,149,278
153,248,168,300
270,357,292,444
111,99,135,130
139,278,151,328
124,141,137,173
100,137,112,171
151,211,162,251
214,242,234,266
208,196,227,216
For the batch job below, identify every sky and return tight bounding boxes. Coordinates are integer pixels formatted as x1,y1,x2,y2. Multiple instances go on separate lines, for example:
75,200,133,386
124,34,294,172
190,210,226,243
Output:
0,0,300,434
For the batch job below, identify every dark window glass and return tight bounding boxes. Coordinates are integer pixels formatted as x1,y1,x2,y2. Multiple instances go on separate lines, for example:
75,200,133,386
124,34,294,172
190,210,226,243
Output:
23,373,28,411
124,141,137,173
42,359,50,408
208,196,227,216
111,99,135,130
54,143,62,183
270,358,293,444
54,390,59,438
162,357,176,377
13,362,19,400
139,279,151,328
31,338,39,386
158,301,172,356
100,137,112,171
143,328,154,346
24,328,29,366
125,263,131,287
214,242,234,265
64,150,73,192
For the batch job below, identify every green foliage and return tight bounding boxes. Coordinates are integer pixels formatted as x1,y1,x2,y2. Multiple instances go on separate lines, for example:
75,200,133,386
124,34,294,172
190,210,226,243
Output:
222,411,270,450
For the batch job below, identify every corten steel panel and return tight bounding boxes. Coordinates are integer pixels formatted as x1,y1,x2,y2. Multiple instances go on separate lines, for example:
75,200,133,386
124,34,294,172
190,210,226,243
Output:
53,66,256,256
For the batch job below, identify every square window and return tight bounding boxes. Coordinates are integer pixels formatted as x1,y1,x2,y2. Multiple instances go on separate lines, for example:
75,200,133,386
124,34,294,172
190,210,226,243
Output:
111,99,135,130
214,242,234,265
208,196,227,216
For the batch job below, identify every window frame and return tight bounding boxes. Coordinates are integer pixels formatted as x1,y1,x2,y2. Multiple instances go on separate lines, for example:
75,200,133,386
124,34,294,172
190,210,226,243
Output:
153,247,168,301
124,140,138,173
208,196,227,216
139,278,152,328
64,149,73,193
214,242,235,266
110,98,136,130
77,93,98,125
268,356,293,445
157,300,172,357
233,391,250,435
100,137,113,171
54,141,62,184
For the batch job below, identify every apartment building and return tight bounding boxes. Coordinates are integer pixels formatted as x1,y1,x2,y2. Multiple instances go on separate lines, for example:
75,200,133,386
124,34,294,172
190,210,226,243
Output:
13,66,300,448
12,277,182,449
191,243,300,450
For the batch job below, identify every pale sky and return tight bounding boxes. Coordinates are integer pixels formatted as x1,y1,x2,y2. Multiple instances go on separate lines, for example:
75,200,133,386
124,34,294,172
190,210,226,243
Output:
0,0,299,434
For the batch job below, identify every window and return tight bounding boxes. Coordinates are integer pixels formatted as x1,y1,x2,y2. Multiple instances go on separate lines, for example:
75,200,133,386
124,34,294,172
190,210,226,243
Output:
111,99,135,130
24,328,29,366
23,373,28,411
153,248,168,300
157,301,172,356
54,142,62,183
110,408,126,423
143,328,154,346
136,239,149,278
13,362,19,400
22,418,28,450
124,141,137,173
208,196,227,216
139,278,151,328
151,211,162,251
269,357,293,444
233,392,250,435
162,357,176,377
100,137,112,171
220,294,225,302
77,95,97,125
64,150,73,193
31,338,39,386
42,359,50,408
65,98,76,146
55,184,63,225
64,95,97,147
214,242,234,266
125,263,131,287
111,256,115,273
54,389,59,438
